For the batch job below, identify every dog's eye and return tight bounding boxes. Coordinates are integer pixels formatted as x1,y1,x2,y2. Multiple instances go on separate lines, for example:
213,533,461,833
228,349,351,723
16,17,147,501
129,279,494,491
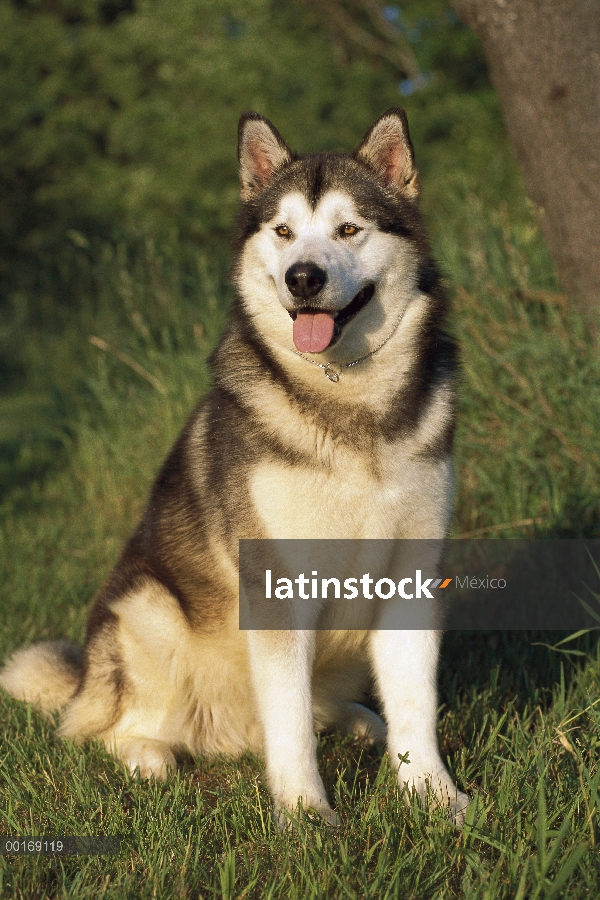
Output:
275,225,292,238
339,223,360,237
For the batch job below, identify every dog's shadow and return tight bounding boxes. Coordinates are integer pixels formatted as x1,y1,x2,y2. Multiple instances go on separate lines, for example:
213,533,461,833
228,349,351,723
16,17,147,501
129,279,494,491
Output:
439,628,600,715
440,509,600,717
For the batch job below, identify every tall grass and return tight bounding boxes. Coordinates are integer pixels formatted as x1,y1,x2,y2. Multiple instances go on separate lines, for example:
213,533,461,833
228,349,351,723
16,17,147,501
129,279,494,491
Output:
447,199,600,539
1,197,600,897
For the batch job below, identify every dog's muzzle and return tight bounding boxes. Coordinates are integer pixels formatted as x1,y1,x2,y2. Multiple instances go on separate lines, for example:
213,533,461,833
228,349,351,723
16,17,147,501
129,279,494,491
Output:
288,282,376,353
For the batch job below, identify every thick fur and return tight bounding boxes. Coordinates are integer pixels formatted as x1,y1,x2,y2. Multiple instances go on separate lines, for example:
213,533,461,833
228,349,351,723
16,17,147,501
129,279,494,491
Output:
1,109,468,825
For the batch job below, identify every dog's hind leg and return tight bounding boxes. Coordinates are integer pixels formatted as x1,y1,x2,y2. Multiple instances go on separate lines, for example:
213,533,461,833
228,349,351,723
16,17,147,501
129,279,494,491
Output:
59,650,180,781
62,677,178,780
57,583,192,780
0,642,177,780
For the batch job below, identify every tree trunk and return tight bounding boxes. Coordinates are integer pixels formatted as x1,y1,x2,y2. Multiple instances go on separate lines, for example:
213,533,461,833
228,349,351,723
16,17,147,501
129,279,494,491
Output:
451,0,600,319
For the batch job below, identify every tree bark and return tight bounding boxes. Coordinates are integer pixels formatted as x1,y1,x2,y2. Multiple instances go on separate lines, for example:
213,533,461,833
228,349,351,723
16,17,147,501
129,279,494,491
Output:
451,0,600,318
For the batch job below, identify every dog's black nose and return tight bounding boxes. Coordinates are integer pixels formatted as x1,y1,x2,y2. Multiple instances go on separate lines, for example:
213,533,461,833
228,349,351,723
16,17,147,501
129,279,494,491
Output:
285,263,327,300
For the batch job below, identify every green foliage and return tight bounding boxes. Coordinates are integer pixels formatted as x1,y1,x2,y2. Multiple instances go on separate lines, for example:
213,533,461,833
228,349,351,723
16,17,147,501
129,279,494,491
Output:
0,0,402,263
0,0,500,280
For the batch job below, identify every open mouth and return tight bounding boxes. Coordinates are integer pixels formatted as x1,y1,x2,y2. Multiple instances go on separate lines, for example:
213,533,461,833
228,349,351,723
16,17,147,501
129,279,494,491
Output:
289,283,375,353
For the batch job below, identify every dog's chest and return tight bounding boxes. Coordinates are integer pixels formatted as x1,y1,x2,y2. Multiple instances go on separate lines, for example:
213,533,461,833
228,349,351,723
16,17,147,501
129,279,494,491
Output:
248,435,446,540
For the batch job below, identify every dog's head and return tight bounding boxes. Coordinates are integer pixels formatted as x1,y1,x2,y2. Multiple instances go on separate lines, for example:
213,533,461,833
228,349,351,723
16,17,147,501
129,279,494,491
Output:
234,110,427,360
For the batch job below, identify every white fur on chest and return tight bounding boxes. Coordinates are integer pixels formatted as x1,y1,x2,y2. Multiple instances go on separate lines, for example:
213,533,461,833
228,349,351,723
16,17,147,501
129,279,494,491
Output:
249,439,451,541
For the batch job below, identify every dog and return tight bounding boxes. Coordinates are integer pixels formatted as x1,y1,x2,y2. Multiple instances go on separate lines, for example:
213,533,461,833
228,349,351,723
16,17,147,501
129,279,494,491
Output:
1,109,469,826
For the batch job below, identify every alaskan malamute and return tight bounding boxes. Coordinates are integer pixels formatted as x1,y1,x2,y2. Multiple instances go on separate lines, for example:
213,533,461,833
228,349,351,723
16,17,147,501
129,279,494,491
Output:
1,109,468,825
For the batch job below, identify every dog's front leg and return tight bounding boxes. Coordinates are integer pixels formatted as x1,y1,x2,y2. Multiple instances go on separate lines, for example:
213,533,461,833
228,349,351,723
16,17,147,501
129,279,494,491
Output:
369,624,469,824
246,629,338,827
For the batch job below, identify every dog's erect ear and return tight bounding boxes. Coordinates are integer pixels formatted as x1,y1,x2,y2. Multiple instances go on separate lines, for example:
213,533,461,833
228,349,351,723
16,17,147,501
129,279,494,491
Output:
354,109,419,199
238,112,293,201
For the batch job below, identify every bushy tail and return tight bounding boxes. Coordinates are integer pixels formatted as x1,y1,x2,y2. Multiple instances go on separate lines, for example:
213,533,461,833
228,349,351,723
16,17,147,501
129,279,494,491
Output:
0,641,83,714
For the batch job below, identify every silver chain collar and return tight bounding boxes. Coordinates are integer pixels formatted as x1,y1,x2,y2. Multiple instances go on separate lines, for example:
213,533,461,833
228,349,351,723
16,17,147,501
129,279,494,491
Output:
291,306,407,382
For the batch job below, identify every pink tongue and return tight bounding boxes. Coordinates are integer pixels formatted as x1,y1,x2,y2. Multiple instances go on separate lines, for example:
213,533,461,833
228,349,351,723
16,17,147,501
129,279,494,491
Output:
293,312,335,353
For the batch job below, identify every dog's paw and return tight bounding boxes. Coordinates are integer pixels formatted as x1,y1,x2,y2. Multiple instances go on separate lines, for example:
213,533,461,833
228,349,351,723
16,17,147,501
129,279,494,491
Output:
448,789,471,826
342,703,387,745
114,738,176,780
315,700,387,745
399,767,470,825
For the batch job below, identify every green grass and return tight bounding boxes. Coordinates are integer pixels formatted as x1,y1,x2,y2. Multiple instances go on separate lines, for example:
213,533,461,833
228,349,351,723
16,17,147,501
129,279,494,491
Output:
1,201,600,896
1,660,599,898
